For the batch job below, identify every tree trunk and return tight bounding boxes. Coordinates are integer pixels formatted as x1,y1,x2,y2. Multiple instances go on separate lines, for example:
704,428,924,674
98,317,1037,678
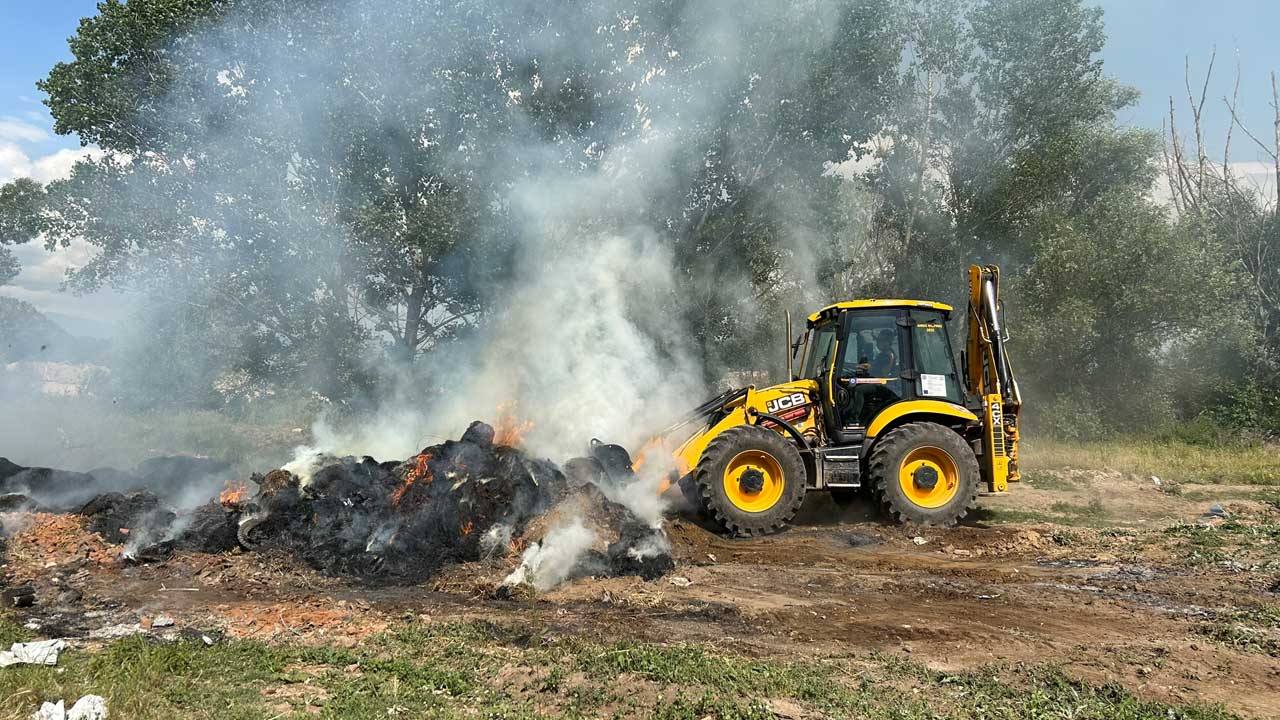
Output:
401,281,428,361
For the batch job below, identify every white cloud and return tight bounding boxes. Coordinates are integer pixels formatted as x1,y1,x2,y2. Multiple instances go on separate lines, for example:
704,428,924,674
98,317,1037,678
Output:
30,147,104,183
1153,161,1277,209
0,214,133,338
0,141,104,184
1226,161,1277,199
0,124,126,337
0,116,49,143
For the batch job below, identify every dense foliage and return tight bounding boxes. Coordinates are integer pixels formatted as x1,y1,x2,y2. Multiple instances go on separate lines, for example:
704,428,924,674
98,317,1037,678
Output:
1,0,1277,440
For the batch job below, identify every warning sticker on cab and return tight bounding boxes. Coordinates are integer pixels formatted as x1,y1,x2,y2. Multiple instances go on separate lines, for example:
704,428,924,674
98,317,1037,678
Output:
920,373,947,397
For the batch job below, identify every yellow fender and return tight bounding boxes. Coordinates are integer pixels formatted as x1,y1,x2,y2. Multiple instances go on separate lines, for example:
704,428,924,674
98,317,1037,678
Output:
865,400,978,439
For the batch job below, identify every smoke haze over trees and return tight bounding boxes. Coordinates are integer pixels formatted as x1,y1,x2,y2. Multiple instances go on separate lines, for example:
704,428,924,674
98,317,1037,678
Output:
1,0,1278,461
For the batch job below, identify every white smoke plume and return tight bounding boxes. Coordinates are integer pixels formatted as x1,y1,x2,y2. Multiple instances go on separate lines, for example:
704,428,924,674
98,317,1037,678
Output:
502,518,598,591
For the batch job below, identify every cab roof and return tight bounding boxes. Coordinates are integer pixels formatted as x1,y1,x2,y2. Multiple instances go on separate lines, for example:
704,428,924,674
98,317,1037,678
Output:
806,299,953,324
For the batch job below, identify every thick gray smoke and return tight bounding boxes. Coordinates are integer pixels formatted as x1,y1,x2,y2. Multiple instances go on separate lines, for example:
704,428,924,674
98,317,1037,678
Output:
236,0,853,464
5,0,864,504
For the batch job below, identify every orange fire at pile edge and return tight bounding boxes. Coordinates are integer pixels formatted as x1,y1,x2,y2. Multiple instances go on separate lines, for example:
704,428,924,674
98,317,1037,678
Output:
391,452,434,508
219,480,249,508
493,402,534,447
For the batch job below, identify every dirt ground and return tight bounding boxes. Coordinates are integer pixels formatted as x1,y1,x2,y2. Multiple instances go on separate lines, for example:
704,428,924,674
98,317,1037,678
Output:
3,469,1278,718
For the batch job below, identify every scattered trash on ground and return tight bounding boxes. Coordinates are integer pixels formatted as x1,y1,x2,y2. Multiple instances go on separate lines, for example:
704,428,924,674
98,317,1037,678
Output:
31,695,108,720
0,639,66,667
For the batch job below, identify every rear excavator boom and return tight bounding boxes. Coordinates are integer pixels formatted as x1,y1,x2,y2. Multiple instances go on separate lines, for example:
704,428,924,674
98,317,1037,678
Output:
965,265,1022,492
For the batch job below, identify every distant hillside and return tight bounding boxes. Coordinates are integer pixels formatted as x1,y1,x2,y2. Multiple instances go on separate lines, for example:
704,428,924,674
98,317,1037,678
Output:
0,296,108,364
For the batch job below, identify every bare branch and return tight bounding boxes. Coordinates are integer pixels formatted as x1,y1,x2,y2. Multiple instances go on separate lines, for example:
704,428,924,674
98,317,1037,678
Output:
1272,70,1280,206
1225,93,1279,163
1167,96,1195,212
1223,57,1241,197
1162,116,1183,215
1185,50,1216,193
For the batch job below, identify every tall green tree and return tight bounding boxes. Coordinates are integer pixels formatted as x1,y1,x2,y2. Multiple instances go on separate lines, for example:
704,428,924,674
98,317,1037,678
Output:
0,178,47,286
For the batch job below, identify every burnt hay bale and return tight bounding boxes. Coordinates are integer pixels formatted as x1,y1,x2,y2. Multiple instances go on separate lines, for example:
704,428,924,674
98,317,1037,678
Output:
80,490,174,545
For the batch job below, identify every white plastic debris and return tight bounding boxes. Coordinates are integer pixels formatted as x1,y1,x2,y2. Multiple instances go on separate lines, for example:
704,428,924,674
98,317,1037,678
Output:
29,695,108,720
0,639,67,667
912,536,928,546
31,700,64,720
668,576,692,587
67,695,109,720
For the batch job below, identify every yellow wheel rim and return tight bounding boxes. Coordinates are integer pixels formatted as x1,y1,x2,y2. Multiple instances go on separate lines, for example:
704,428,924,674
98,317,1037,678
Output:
898,446,960,509
723,450,786,513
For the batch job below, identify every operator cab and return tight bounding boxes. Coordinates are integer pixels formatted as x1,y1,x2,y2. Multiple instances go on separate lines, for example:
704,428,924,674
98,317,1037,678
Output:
797,300,965,447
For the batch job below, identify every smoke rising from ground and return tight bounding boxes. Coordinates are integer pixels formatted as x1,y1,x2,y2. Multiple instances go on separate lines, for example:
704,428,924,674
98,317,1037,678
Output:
504,519,599,591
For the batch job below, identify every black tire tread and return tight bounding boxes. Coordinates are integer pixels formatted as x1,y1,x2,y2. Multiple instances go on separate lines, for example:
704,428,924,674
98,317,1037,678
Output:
867,421,979,527
693,425,806,537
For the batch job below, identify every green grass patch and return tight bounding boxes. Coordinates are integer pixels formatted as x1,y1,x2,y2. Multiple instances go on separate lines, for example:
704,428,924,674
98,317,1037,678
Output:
0,615,34,647
1023,439,1280,486
1196,606,1280,657
1180,487,1280,505
1160,515,1280,567
1050,496,1108,518
969,496,1115,528
1021,469,1080,491
0,618,1248,720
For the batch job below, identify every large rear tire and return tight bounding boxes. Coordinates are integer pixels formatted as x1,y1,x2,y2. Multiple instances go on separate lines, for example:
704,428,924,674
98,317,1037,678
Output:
694,425,806,537
868,421,978,526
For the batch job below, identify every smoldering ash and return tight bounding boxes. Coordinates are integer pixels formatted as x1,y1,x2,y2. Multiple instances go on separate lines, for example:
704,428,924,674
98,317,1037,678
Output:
0,421,675,589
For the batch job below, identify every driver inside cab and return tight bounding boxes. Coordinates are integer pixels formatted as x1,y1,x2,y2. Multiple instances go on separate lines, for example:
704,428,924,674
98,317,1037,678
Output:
858,329,898,378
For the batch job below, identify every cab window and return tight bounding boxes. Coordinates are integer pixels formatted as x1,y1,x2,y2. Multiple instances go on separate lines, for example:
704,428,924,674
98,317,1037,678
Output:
802,321,837,379
837,312,904,426
840,313,902,380
910,310,962,403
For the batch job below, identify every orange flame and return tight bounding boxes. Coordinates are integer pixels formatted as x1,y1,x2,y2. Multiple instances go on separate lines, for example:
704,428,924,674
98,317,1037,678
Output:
220,480,249,508
630,435,669,472
392,452,433,508
460,521,474,536
631,435,680,495
494,402,534,447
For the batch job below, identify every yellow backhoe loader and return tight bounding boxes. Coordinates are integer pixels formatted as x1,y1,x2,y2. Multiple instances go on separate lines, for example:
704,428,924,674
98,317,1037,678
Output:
648,264,1022,535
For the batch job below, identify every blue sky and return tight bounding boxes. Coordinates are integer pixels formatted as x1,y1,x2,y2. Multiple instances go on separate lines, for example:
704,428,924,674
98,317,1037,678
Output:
1098,0,1280,161
0,0,1278,336
0,1,99,159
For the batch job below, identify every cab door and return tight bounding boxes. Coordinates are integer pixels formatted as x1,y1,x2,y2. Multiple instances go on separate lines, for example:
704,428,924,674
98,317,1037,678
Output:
836,310,909,429
906,309,965,405
798,317,841,442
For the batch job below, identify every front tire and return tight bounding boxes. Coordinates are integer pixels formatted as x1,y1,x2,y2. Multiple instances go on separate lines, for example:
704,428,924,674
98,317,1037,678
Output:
868,421,978,526
694,425,806,537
